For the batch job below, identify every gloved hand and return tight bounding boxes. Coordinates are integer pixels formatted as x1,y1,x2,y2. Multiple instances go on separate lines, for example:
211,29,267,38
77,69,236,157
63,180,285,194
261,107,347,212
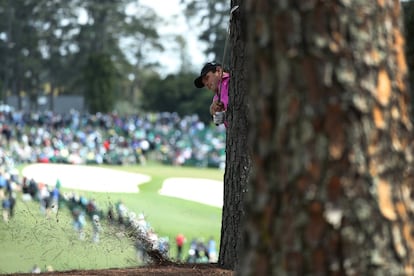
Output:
213,111,225,125
210,101,225,116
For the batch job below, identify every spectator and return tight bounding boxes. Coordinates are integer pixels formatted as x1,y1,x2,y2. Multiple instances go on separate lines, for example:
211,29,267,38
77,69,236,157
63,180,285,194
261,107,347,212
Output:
72,206,86,240
31,264,41,274
0,172,6,200
115,200,128,226
158,236,170,257
187,238,198,263
50,182,60,213
0,110,226,169
2,197,11,222
136,213,149,232
8,192,16,218
38,183,51,218
175,233,186,261
207,237,217,262
107,203,115,224
28,178,38,200
92,214,102,243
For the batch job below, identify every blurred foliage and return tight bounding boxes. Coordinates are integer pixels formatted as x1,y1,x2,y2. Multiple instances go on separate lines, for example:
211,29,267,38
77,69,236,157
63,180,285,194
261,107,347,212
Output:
0,0,163,112
181,0,230,66
82,53,117,113
0,0,229,119
2,0,414,122
142,72,214,123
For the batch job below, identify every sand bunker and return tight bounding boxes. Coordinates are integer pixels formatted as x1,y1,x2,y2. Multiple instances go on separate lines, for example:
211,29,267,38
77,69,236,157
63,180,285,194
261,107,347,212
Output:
159,177,223,208
22,164,223,207
22,163,151,193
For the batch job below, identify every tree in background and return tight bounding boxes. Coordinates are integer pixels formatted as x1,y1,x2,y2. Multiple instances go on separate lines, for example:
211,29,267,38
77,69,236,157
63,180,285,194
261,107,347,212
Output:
0,0,45,109
35,0,79,111
0,0,164,113
83,53,117,113
141,72,213,123
181,0,229,64
0,0,235,118
71,0,146,112
240,0,414,274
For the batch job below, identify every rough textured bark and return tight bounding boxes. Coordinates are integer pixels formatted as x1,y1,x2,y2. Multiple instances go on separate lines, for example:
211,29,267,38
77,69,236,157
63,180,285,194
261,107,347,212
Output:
240,0,414,274
403,1,414,120
218,0,250,270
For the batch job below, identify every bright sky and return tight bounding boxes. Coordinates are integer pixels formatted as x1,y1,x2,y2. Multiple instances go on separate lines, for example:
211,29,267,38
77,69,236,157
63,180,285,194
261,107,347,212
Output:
138,0,206,75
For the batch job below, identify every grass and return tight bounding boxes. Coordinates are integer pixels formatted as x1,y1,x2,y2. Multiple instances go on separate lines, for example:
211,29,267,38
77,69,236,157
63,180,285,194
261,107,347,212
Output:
0,163,224,274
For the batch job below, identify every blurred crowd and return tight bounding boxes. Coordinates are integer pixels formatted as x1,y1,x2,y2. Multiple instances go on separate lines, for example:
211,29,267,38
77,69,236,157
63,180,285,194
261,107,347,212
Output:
0,155,218,272
0,107,223,272
0,108,226,169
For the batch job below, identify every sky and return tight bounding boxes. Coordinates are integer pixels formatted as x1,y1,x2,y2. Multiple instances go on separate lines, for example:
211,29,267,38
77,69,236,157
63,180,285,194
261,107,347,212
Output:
136,0,207,75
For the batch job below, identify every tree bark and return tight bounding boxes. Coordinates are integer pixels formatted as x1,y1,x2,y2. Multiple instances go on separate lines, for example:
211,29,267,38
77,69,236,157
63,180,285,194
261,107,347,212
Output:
218,0,250,270
240,0,414,274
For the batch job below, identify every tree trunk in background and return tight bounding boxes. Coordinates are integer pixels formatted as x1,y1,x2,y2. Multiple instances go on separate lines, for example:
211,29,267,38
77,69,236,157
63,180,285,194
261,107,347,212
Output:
219,0,250,270
240,0,414,274
49,83,55,112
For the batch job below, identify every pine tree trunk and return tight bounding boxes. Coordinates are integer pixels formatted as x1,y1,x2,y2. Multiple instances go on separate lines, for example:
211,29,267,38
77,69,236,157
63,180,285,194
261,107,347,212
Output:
240,0,414,274
49,83,55,112
218,0,250,270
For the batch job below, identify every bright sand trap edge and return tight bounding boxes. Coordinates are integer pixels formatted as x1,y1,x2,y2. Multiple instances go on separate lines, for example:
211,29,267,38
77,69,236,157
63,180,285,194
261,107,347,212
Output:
158,178,223,208
22,164,223,207
22,163,151,193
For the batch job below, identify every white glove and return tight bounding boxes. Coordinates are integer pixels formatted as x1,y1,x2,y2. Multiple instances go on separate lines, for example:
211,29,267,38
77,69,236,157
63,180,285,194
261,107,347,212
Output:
213,111,225,125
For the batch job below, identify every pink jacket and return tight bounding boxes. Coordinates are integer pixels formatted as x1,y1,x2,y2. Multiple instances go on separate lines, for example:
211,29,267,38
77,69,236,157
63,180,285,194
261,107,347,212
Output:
213,73,230,127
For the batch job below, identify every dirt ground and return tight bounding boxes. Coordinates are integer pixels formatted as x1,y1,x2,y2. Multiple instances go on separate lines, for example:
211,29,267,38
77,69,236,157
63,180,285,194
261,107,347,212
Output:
8,263,233,276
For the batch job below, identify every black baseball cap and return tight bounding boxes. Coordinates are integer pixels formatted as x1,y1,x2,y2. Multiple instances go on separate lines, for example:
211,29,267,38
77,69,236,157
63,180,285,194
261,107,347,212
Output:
194,62,221,88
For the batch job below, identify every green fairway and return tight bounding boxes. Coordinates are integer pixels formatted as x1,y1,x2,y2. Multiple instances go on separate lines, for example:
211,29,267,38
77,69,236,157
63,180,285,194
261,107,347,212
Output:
0,163,224,274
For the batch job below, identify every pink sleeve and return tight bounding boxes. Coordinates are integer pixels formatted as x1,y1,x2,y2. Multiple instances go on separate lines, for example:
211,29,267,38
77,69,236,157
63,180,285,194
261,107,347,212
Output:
220,79,229,109
212,77,229,110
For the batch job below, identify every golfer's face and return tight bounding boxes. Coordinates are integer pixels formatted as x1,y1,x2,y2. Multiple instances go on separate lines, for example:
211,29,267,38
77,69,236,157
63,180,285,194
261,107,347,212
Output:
202,72,217,92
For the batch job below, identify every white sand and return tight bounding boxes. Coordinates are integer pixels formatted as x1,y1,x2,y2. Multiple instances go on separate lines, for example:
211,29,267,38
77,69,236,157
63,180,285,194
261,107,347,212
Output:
158,178,223,208
22,163,151,193
21,164,223,207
